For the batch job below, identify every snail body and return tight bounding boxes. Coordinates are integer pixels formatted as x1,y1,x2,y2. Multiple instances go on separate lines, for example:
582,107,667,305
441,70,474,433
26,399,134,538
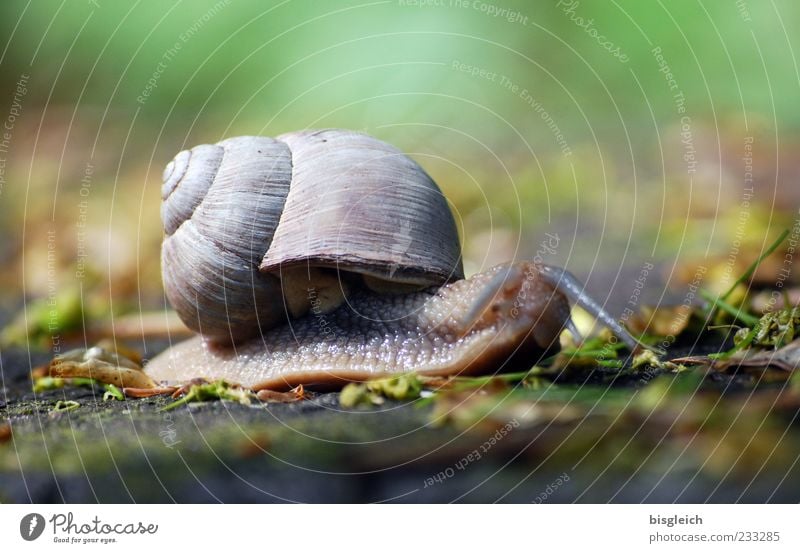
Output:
148,129,648,390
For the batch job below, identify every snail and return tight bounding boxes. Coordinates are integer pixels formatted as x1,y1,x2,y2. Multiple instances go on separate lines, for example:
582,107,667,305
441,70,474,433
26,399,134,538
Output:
146,129,651,390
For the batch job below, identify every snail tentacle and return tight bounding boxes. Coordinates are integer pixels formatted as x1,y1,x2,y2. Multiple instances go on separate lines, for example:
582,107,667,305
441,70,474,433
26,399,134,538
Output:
538,264,662,354
564,318,583,344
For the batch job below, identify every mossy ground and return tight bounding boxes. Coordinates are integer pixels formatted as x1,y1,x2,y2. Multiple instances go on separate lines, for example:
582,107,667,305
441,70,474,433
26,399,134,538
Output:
1,343,799,503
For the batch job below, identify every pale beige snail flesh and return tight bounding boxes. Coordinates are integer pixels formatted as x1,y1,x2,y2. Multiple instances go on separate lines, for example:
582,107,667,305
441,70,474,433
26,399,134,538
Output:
146,129,650,390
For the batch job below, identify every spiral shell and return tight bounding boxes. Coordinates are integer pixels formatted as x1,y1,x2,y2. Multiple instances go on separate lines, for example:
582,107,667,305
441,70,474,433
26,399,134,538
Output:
161,129,463,343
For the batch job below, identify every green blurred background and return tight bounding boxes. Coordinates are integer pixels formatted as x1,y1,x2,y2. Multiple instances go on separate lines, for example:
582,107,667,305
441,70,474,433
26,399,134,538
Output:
1,0,798,326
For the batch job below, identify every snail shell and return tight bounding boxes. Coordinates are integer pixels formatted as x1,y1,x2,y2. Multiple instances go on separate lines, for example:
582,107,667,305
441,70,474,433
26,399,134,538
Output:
161,129,463,343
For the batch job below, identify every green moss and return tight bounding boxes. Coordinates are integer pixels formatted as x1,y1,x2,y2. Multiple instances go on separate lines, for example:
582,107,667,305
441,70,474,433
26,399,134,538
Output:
160,380,254,411
1,288,85,348
340,373,424,408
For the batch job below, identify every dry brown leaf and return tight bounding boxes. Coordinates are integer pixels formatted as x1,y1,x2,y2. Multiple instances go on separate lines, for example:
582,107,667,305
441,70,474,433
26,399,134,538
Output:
30,364,49,380
94,338,143,366
0,421,11,444
256,385,310,403
50,358,157,389
728,342,800,372
673,339,800,373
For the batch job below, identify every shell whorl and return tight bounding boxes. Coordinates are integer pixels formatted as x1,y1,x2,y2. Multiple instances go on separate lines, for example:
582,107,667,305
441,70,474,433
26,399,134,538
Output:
161,136,291,342
161,129,464,343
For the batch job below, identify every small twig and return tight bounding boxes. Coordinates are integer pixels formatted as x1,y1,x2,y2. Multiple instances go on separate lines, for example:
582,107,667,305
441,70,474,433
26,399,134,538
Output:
708,324,759,360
